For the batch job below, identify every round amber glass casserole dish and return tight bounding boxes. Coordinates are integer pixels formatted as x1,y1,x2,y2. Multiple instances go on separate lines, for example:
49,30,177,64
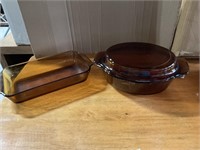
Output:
94,42,189,94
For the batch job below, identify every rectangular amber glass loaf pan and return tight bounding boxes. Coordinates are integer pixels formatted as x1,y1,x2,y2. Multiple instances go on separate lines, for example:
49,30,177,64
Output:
0,51,93,103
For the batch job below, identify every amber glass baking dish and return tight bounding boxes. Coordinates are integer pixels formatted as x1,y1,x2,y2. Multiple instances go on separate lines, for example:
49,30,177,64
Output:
0,51,93,102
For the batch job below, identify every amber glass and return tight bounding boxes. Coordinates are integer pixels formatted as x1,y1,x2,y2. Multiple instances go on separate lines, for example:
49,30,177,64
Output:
105,42,178,81
0,51,93,102
94,42,189,94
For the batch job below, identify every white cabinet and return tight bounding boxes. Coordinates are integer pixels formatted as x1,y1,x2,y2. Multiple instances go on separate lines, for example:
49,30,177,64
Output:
17,0,181,58
2,0,183,58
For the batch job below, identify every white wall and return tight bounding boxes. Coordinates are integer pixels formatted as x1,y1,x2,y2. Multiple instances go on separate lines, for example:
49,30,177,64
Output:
17,0,181,58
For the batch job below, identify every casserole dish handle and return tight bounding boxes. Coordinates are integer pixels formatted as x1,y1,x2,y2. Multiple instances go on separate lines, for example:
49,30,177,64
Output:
94,51,112,74
94,51,106,66
175,58,189,78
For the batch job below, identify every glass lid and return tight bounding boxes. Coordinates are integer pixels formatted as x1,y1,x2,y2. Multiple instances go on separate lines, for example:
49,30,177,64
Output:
106,42,174,69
